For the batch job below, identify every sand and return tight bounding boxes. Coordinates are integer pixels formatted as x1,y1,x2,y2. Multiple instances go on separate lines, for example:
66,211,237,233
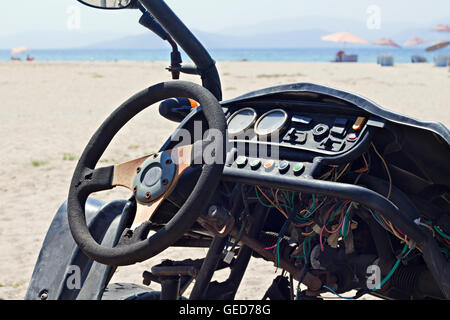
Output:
0,61,448,300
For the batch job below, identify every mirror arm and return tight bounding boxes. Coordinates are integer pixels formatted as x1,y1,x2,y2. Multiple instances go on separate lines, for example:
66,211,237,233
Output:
138,0,222,100
137,3,181,80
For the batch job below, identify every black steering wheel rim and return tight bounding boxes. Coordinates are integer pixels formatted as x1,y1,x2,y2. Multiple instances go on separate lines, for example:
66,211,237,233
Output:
67,81,227,266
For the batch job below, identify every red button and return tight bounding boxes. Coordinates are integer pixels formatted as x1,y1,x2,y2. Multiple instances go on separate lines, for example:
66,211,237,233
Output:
264,160,274,170
347,133,357,141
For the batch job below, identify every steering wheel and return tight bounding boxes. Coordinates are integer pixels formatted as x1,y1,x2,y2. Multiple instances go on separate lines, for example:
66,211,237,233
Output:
67,81,227,266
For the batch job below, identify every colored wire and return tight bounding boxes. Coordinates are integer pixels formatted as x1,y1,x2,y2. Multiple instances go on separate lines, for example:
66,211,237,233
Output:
341,204,354,238
256,186,289,219
276,237,282,267
302,236,312,264
335,163,350,181
319,167,335,180
319,203,340,251
372,243,408,291
255,186,277,208
301,194,316,218
355,153,369,173
415,220,435,236
323,212,346,234
319,201,350,251
322,285,355,300
371,142,392,199
434,226,450,241
231,221,245,249
256,186,314,227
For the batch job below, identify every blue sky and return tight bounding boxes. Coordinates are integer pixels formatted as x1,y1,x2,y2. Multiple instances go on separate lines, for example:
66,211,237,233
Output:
2,0,449,36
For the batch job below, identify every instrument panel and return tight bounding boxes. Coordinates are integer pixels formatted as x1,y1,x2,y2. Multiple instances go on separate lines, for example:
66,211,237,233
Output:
226,106,371,156
227,107,257,135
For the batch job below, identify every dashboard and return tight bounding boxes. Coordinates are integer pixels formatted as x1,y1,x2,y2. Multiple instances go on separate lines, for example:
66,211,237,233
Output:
227,107,374,155
219,98,385,180
226,107,370,156
160,89,386,180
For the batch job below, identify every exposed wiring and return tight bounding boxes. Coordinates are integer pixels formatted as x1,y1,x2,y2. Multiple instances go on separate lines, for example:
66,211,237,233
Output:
264,243,278,250
371,142,392,199
256,186,316,227
256,186,289,219
434,226,450,241
355,153,369,173
322,285,355,300
372,243,409,291
335,163,350,181
255,186,288,209
319,167,335,180
340,203,354,239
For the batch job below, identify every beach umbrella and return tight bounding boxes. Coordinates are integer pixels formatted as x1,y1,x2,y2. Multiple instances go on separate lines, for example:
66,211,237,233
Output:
374,38,401,48
321,32,369,44
404,37,426,47
11,46,28,55
433,24,450,32
425,40,450,52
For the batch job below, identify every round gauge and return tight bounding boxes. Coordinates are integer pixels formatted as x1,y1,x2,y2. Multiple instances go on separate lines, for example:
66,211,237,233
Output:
227,108,257,136
254,109,288,137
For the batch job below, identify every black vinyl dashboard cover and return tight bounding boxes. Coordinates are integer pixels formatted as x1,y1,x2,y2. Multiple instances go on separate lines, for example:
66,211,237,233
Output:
221,82,450,145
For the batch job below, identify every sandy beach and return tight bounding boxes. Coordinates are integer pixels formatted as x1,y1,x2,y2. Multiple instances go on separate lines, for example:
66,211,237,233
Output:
0,61,449,300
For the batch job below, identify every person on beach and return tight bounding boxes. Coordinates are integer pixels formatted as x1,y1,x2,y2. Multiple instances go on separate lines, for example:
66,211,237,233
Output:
336,50,344,62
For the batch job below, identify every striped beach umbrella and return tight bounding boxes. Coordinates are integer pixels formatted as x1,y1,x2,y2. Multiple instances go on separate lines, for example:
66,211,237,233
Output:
426,41,450,52
321,32,369,44
374,38,401,48
433,25,450,32
11,46,28,55
404,37,426,47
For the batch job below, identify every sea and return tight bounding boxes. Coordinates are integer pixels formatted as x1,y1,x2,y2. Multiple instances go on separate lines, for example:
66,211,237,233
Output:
1,47,449,63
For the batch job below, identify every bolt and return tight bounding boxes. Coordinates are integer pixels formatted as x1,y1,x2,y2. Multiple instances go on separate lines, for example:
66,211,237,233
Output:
145,192,151,200
162,179,169,186
133,186,138,194
165,159,172,165
152,154,158,159
136,167,141,173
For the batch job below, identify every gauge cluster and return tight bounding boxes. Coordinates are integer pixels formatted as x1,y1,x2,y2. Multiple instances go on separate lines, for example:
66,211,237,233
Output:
226,107,372,156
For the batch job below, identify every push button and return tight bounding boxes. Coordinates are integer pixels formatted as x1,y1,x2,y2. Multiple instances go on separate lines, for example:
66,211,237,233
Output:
235,155,247,167
330,118,348,137
264,160,275,171
347,133,358,142
293,163,305,175
250,159,261,170
278,160,290,173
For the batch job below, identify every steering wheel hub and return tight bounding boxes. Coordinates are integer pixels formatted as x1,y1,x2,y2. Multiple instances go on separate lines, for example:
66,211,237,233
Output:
133,152,176,203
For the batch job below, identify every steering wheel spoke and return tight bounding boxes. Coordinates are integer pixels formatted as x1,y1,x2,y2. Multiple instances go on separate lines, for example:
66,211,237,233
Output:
112,155,151,190
133,199,164,228
112,144,194,225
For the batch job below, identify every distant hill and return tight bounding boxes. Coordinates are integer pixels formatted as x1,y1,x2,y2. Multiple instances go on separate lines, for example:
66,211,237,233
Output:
1,14,448,50
82,14,450,50
84,28,339,49
0,31,132,50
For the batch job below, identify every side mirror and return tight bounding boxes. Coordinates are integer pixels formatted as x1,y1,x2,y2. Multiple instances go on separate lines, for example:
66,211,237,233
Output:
77,0,137,9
